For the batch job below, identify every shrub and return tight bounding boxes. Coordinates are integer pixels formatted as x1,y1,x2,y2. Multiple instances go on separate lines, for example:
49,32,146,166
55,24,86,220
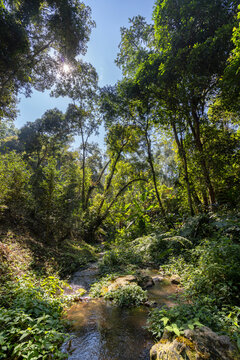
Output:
147,302,240,350
89,274,117,298
104,283,147,307
0,275,69,360
0,309,67,359
147,302,216,339
99,246,142,273
164,236,240,306
99,233,191,273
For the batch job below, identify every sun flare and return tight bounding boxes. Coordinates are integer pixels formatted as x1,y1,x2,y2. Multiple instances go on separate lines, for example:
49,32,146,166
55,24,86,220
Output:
62,63,71,73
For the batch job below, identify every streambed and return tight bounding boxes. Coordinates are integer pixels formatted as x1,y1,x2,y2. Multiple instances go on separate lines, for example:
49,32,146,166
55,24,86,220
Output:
62,265,179,360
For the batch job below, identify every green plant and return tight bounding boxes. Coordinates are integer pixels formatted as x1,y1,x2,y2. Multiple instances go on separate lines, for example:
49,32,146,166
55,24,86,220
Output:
89,274,119,298
220,306,240,350
104,283,147,307
147,302,218,339
99,233,191,274
148,299,240,348
0,309,67,359
0,275,70,360
99,246,143,273
163,234,240,306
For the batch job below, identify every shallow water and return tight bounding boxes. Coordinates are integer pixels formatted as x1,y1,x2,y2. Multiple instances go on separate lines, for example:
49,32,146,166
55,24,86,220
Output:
63,267,179,360
64,300,153,360
70,262,100,292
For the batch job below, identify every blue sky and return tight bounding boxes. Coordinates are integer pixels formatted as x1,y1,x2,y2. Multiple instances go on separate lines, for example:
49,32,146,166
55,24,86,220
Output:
16,0,155,141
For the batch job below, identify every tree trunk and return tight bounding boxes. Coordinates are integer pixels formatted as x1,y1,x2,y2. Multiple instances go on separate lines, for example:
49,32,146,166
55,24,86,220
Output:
80,129,86,210
188,107,215,206
171,120,194,216
191,187,202,213
145,132,166,216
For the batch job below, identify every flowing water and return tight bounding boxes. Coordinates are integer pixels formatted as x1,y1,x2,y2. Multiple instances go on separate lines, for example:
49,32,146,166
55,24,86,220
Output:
62,265,179,360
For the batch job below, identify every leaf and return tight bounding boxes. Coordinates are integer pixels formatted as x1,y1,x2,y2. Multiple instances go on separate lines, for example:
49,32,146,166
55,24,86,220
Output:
0,335,6,345
174,328,181,336
168,324,181,336
161,317,169,326
19,332,30,341
193,320,203,327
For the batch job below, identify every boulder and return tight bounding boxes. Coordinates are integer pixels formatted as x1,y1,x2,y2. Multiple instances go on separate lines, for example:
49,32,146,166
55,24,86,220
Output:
170,274,181,284
107,275,137,292
138,274,154,289
152,275,164,284
135,269,154,289
150,327,240,360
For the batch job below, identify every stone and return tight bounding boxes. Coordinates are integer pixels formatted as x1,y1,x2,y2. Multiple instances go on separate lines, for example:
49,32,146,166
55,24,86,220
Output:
135,269,154,289
138,275,154,289
152,275,164,284
107,275,137,292
149,326,240,360
170,274,181,284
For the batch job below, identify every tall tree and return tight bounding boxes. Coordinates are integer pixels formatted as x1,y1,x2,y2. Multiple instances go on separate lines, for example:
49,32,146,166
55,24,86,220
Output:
116,0,239,207
52,59,100,211
0,0,95,121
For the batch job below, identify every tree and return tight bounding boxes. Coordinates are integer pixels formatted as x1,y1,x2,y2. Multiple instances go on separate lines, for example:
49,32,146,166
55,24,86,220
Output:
52,59,100,211
116,0,239,208
100,83,172,221
220,5,240,112
18,108,71,168
0,0,95,121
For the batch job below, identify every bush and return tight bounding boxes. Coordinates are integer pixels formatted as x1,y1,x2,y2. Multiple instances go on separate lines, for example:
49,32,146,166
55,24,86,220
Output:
89,274,117,298
99,233,191,273
0,275,69,359
146,213,240,349
147,302,240,349
0,309,67,359
164,236,240,306
104,283,147,307
99,246,142,273
148,302,216,339
0,152,31,219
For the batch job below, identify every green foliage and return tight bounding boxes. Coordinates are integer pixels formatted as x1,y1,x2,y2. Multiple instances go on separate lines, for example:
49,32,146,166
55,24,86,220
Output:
148,302,240,348
0,309,67,360
220,5,240,111
164,216,240,306
104,283,147,307
185,238,240,305
147,213,240,347
89,274,117,298
0,152,31,218
90,275,148,307
99,233,191,273
0,0,95,122
148,302,217,339
0,275,70,360
222,306,240,350
99,245,143,273
57,240,97,277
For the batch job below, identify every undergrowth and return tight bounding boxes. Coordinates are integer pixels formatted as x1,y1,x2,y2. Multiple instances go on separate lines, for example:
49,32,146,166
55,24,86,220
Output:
0,275,70,360
105,284,148,307
0,225,98,359
146,213,240,349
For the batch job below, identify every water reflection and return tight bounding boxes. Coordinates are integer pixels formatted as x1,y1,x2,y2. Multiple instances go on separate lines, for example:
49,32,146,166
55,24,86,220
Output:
63,280,179,360
64,299,153,360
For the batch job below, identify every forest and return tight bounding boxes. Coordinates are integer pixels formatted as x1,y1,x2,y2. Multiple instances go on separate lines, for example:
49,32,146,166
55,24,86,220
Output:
0,0,240,359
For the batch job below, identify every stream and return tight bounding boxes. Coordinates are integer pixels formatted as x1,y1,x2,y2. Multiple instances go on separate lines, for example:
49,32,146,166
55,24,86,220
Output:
62,263,179,360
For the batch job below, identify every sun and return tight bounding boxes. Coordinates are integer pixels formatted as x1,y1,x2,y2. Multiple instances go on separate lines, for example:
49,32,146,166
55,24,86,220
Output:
62,63,71,73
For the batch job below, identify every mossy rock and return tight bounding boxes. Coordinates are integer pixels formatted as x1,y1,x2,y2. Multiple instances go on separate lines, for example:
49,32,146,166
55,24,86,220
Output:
150,327,240,360
107,275,137,292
